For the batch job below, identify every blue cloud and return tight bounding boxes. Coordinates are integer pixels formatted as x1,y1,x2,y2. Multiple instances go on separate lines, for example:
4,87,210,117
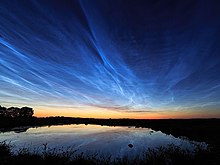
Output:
0,0,220,115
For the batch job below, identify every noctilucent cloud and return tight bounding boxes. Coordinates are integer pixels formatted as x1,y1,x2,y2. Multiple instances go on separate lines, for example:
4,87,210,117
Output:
0,0,220,118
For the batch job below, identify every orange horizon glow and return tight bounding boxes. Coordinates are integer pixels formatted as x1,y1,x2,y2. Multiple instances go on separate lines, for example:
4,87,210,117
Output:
34,106,220,119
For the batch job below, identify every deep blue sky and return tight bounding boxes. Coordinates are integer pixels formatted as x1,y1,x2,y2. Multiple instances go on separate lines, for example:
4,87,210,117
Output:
0,0,220,118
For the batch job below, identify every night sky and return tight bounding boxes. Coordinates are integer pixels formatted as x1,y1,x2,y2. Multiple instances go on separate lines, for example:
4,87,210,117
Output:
0,0,220,118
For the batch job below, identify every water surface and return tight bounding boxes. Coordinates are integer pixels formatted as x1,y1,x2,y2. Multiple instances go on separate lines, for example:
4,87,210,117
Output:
0,124,207,158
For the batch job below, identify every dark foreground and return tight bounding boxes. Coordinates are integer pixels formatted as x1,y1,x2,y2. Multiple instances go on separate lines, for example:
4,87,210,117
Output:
0,141,212,165
0,117,220,164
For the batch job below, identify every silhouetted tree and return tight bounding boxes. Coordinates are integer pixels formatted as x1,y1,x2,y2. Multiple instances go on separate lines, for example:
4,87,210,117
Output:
0,105,7,118
0,106,34,118
19,107,34,118
6,107,20,118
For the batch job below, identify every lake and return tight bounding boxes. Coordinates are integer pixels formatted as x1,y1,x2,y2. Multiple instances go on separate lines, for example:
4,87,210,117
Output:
0,124,208,159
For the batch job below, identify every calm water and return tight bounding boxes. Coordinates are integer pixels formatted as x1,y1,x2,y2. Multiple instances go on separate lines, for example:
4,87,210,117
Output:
0,124,207,158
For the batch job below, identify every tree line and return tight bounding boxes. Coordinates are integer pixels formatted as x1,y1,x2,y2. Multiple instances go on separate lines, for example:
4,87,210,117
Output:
0,105,34,118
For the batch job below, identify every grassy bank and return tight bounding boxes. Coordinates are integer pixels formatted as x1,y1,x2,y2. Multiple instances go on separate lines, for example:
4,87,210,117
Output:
0,141,213,165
